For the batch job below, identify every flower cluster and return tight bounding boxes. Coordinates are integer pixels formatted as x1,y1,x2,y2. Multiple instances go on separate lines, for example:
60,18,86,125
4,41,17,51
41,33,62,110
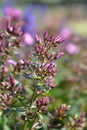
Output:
69,113,86,130
0,15,86,129
48,104,71,129
55,104,71,119
36,96,49,112
21,31,64,89
0,18,23,57
0,75,24,110
48,104,86,130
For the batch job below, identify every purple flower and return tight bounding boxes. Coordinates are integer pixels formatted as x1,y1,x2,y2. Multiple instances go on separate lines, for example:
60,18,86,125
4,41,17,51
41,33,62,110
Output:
43,31,48,41
55,51,64,59
41,96,48,105
22,7,37,35
46,76,57,88
60,27,72,40
36,99,41,107
17,86,25,93
35,35,42,43
24,33,34,45
54,35,64,44
4,7,22,19
7,60,16,65
66,43,80,54
36,96,48,108
35,45,39,53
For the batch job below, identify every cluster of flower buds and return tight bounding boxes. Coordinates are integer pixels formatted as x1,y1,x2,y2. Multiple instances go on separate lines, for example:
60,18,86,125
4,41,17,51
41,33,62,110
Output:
34,32,64,88
69,112,86,130
1,75,24,94
36,96,49,113
13,59,30,72
0,75,24,110
13,32,64,88
0,92,13,110
43,31,64,47
20,31,64,89
49,104,71,121
48,104,71,129
26,97,48,121
35,32,64,62
56,104,71,119
0,18,23,57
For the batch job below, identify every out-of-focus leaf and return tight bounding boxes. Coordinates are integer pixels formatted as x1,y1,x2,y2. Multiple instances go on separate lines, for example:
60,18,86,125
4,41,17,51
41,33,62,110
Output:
23,72,33,79
49,118,64,129
0,116,4,129
12,107,26,112
2,108,13,117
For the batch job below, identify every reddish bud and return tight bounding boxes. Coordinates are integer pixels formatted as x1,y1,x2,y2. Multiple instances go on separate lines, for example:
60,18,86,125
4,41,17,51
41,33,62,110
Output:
42,96,48,105
10,75,15,86
54,35,64,44
35,45,39,53
55,51,64,59
36,99,41,107
43,31,48,41
35,35,41,43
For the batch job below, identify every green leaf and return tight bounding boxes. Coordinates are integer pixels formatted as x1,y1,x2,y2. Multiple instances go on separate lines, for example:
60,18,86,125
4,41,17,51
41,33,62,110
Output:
23,72,33,79
2,108,13,117
12,107,25,112
0,116,4,129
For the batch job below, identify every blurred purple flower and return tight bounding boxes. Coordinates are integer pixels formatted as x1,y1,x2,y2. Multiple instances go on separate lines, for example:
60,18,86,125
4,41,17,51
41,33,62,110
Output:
22,4,47,35
2,0,22,20
7,60,16,65
66,43,80,54
22,7,37,35
61,28,72,40
4,7,22,19
24,33,34,45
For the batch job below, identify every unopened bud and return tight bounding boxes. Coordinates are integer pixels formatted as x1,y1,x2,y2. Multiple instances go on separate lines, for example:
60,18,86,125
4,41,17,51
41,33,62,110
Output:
10,75,15,86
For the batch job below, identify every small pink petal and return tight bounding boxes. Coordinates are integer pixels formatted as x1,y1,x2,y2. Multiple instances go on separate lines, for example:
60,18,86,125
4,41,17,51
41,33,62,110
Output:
7,60,16,65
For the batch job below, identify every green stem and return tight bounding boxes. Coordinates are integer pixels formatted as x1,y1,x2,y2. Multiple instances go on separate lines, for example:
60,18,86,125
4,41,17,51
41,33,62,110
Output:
17,96,26,107
30,88,36,107
23,121,27,130
26,82,42,129
29,108,39,130
0,66,4,82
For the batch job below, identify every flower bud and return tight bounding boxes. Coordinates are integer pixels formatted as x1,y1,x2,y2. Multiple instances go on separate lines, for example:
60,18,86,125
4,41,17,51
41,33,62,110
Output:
43,31,48,41
54,35,64,44
41,96,48,105
35,45,39,53
55,51,64,59
10,75,15,86
36,99,41,107
35,35,41,43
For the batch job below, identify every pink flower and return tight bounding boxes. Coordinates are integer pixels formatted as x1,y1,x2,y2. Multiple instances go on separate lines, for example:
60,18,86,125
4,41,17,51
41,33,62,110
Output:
55,51,64,59
4,7,22,19
61,28,71,40
24,33,34,45
66,43,80,54
46,76,57,88
35,35,42,43
7,60,16,65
